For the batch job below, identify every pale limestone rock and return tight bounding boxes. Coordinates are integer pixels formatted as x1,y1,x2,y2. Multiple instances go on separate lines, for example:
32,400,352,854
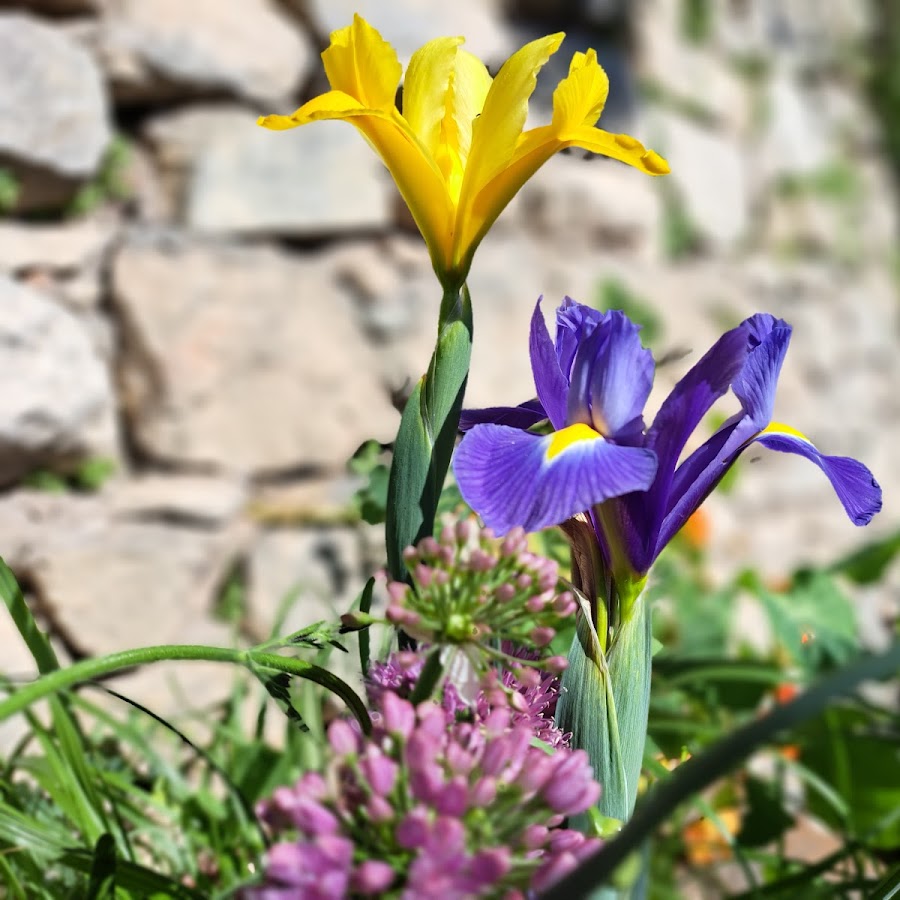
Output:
0,277,117,485
111,231,398,473
0,13,111,211
304,0,511,66
75,0,311,106
649,112,750,251
187,120,394,237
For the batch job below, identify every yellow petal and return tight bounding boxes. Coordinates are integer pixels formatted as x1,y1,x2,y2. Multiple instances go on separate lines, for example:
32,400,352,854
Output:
564,126,671,175
322,14,402,109
258,92,455,273
258,90,381,130
403,36,464,151
455,125,561,272
551,49,609,129
458,32,564,213
404,39,492,203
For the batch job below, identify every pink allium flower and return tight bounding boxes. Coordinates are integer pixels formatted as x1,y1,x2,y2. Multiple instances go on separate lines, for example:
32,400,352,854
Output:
246,686,602,899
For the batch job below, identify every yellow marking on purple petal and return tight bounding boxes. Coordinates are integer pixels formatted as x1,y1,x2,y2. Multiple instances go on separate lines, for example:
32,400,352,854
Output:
761,422,811,442
546,423,602,460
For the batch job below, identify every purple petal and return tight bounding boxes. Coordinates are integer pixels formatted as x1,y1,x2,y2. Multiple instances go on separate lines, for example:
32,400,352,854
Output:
453,423,657,535
653,316,793,556
459,399,546,432
530,299,569,430
555,297,607,378
755,428,882,526
645,321,753,500
586,310,654,439
732,315,792,428
621,321,754,571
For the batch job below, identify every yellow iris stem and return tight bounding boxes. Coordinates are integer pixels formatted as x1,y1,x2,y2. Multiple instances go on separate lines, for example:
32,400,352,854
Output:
258,14,669,289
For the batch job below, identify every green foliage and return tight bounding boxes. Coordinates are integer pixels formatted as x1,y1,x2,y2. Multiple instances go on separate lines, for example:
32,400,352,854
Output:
0,167,21,213
596,278,664,345
65,136,132,218
680,0,713,45
660,183,702,260
213,565,247,626
348,439,390,524
22,458,117,494
869,0,900,179
831,526,900,585
774,161,861,204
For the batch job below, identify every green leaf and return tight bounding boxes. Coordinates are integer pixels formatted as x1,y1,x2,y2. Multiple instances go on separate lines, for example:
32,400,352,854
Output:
385,285,473,579
868,865,900,900
737,776,794,848
349,440,391,525
557,594,652,822
798,705,900,849
356,576,375,676
831,527,900,585
0,558,60,674
85,834,116,899
753,572,857,672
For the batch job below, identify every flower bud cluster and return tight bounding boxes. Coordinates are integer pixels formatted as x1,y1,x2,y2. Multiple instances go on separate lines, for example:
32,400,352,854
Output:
246,688,601,899
384,521,575,677
369,646,570,750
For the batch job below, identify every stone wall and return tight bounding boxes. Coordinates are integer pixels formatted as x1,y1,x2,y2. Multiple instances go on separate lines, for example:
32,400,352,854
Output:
1,0,897,719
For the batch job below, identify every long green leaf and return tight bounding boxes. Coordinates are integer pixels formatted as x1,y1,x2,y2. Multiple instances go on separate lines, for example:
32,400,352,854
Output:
59,848,207,899
85,833,116,899
541,641,900,899
557,593,652,822
385,285,473,578
0,558,59,674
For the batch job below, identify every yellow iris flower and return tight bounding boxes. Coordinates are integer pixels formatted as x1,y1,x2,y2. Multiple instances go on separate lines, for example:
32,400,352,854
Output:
259,15,669,289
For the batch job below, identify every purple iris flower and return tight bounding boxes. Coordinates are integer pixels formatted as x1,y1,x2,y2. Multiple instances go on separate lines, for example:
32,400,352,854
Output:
454,298,881,578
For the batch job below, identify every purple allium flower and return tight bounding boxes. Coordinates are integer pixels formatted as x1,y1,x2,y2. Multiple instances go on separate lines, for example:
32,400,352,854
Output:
377,521,574,680
369,645,570,750
245,684,602,899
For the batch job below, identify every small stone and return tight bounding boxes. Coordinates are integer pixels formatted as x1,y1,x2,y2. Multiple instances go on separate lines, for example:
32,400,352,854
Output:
0,276,117,486
0,12,111,212
78,0,312,106
305,0,512,66
187,120,394,237
111,231,398,473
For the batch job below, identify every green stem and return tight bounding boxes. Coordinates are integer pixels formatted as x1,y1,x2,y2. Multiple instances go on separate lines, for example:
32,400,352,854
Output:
385,283,473,579
0,644,372,734
409,648,445,705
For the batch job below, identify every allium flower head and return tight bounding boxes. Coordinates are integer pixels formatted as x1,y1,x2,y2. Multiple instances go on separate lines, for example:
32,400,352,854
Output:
247,687,601,899
258,16,668,289
369,646,570,749
382,520,575,680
